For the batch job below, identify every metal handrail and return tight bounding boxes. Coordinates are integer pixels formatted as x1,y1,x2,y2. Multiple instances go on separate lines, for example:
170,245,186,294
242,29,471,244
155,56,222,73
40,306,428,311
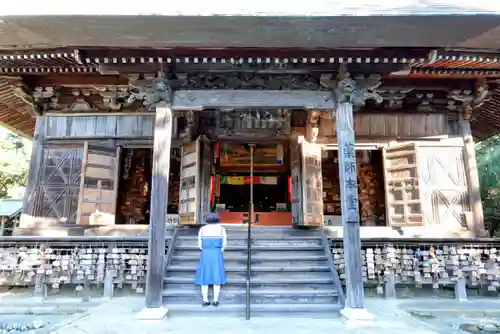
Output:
245,211,252,320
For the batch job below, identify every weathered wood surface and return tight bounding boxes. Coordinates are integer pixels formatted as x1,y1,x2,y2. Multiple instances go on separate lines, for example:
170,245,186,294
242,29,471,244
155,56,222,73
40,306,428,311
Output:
76,143,120,226
32,146,84,225
336,102,364,309
20,116,45,227
145,103,172,309
459,118,485,235
418,146,469,228
212,109,291,137
44,114,165,138
178,140,198,225
301,140,324,226
173,90,335,110
290,139,304,225
197,136,212,226
319,113,447,139
383,143,424,227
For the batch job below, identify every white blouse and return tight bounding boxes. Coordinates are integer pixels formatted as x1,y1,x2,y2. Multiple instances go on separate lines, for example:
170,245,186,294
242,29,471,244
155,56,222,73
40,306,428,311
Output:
198,224,227,252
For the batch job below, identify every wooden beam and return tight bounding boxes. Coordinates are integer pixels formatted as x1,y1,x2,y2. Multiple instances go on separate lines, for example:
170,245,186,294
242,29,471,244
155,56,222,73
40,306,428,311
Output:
139,102,172,319
82,47,433,60
20,115,45,227
459,117,486,236
98,62,408,75
27,75,129,88
173,90,335,110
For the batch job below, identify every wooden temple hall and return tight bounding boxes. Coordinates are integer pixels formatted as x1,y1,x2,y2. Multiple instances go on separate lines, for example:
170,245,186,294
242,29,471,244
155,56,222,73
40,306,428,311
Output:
5,14,500,318
2,15,500,239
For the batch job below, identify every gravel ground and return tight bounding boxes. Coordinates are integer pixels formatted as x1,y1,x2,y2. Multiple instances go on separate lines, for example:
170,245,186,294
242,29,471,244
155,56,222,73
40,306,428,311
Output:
0,314,78,333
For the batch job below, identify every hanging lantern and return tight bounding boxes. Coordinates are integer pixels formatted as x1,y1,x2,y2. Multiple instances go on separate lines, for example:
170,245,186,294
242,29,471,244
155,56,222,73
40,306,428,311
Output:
276,143,284,164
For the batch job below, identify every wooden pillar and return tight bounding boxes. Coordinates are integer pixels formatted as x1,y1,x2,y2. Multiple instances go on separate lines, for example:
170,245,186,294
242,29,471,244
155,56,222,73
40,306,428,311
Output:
20,115,45,228
138,101,172,319
336,102,364,309
459,117,485,235
331,70,379,321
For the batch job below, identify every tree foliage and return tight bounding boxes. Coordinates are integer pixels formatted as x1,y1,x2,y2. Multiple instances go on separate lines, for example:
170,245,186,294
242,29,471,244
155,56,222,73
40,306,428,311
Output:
0,132,30,199
476,135,500,236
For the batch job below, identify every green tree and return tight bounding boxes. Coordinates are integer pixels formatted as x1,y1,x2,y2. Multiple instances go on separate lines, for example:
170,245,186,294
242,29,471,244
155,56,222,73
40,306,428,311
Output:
0,131,31,199
477,135,500,236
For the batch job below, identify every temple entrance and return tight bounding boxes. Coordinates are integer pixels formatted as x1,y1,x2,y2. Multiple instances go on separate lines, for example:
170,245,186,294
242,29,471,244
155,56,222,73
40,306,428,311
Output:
322,148,386,226
213,142,292,226
115,147,180,225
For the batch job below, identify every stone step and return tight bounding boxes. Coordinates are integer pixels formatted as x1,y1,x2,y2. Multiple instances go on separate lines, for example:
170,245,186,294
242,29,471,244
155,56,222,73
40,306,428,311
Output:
163,285,337,294
164,275,334,285
165,303,342,318
163,289,338,305
167,265,330,273
177,235,323,241
165,282,336,290
174,245,324,252
175,239,322,247
170,257,329,267
171,253,327,262
172,249,325,258
176,229,323,239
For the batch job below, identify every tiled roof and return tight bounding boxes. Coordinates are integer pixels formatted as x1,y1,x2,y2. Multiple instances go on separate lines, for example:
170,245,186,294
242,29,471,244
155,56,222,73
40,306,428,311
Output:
0,199,22,217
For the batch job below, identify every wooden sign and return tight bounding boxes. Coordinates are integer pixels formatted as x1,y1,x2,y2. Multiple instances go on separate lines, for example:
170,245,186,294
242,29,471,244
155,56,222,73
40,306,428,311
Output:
337,103,360,224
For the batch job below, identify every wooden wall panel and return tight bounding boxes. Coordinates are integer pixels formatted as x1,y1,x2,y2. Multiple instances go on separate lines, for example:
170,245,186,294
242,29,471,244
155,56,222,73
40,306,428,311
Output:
418,146,469,228
319,113,447,138
44,114,162,139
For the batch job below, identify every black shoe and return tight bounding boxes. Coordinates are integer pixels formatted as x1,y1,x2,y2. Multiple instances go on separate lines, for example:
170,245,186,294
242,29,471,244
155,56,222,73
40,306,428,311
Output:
202,301,211,307
212,301,219,307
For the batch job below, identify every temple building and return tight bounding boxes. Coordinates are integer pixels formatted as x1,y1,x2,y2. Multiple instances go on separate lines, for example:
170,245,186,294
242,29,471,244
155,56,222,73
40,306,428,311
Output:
1,13,500,319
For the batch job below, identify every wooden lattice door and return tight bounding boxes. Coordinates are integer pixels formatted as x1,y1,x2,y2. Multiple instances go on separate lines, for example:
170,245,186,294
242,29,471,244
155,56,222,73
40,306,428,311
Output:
418,146,469,227
383,143,424,226
301,140,324,227
38,146,83,223
77,142,120,225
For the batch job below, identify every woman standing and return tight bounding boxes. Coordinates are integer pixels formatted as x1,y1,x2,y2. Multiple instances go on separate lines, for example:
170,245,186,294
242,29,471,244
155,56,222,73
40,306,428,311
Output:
195,213,227,307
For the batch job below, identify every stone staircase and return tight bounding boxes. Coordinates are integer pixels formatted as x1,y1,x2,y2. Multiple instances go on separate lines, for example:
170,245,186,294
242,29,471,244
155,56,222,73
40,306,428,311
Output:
163,226,344,318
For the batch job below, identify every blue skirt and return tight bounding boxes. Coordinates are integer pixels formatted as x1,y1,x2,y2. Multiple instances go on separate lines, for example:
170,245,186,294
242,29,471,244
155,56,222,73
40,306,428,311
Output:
195,237,227,286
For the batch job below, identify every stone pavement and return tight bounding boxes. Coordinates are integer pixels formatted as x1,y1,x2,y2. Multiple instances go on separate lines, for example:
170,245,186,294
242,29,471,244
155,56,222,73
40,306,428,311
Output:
0,289,498,334
46,297,500,334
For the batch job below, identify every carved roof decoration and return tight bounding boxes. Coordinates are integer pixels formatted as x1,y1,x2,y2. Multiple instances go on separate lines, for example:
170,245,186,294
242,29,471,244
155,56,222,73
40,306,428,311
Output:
175,72,325,91
22,73,480,117
0,77,36,137
2,48,500,77
0,47,500,138
30,86,146,114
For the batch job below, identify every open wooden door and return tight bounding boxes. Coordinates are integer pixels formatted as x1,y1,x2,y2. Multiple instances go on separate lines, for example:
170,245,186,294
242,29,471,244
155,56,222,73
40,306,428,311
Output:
383,143,424,227
198,136,213,224
179,136,212,225
418,146,469,227
301,140,324,227
290,139,304,225
77,142,120,226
